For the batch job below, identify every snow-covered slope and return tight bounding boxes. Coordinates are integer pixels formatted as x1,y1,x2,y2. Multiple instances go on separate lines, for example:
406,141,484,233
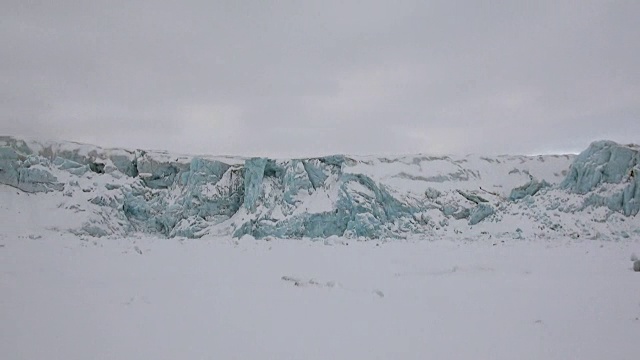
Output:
1,136,639,240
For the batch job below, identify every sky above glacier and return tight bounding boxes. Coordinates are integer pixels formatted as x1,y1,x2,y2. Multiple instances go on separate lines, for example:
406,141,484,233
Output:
2,1,639,157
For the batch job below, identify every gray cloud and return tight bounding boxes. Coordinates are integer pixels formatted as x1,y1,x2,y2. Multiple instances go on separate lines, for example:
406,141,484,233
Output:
1,0,639,156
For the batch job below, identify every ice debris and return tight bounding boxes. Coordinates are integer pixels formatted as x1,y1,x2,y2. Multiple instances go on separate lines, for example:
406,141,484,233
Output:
469,204,495,225
509,176,550,201
457,190,489,204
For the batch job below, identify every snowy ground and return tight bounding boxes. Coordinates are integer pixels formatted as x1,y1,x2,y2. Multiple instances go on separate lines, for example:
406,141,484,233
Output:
1,235,639,360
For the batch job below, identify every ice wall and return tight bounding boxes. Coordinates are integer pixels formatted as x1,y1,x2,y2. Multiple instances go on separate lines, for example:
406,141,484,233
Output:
1,136,638,240
562,140,640,216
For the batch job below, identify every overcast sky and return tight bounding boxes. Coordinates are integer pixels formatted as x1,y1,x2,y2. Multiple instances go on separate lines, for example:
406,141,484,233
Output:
2,1,639,157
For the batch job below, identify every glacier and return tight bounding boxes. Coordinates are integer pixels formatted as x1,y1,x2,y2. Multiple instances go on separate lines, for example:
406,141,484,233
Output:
1,135,639,240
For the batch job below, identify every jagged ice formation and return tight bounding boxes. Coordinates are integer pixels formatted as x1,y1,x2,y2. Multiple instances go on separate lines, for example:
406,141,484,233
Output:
1,136,639,240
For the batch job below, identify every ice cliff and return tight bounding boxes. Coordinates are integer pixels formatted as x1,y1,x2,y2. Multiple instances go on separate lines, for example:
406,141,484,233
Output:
1,136,639,240
561,140,640,216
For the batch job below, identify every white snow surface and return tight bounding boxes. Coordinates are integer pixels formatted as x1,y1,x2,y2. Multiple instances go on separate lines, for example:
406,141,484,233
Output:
1,232,639,360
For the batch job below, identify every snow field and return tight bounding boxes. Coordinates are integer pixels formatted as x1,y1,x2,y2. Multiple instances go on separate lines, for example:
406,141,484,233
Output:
1,235,639,360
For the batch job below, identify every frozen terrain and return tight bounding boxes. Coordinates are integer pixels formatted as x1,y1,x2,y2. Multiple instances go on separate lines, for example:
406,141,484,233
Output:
1,234,639,360
1,136,640,359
